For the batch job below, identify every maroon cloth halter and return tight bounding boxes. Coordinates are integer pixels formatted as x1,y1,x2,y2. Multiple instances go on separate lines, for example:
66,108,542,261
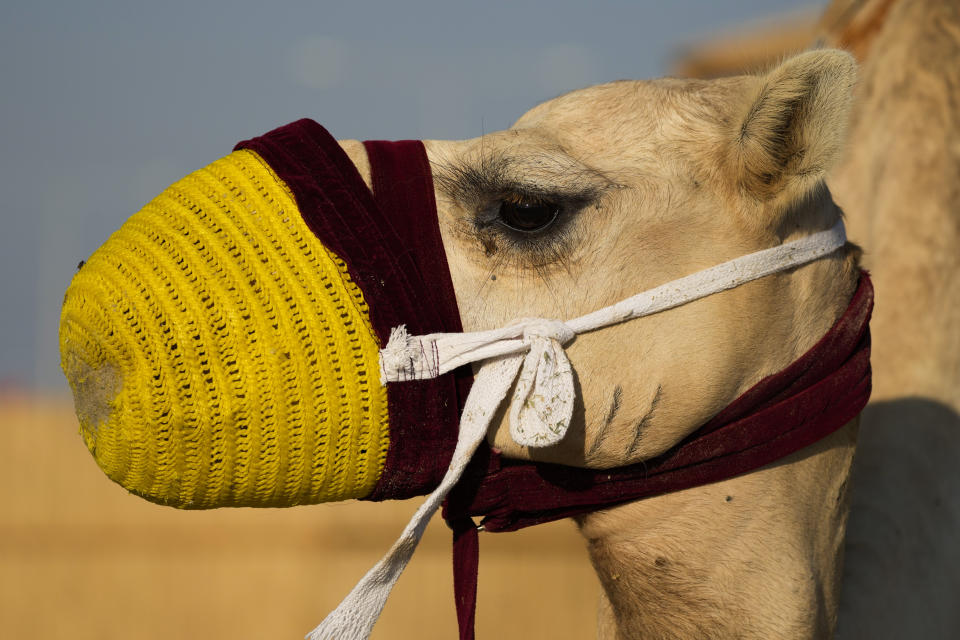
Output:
236,120,873,640
236,121,472,499
444,274,872,639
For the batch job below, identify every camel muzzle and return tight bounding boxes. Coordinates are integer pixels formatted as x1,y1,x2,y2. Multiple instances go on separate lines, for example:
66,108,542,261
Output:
59,148,391,508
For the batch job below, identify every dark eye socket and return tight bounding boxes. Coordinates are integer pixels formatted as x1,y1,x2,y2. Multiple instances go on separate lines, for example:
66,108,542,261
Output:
497,197,560,233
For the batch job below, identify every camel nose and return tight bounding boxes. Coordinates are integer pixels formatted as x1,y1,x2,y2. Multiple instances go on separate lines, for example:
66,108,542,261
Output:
59,247,163,494
60,284,122,446
58,150,391,510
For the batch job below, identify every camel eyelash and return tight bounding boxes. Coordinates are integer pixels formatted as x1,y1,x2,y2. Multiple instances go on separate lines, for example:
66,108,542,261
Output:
433,155,603,210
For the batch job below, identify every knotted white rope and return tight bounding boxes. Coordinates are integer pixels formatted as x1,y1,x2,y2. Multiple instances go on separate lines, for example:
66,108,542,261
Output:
307,220,846,640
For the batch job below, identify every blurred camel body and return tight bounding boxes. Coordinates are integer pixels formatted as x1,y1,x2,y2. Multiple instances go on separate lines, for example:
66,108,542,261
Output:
819,0,960,406
817,1,960,638
342,50,863,639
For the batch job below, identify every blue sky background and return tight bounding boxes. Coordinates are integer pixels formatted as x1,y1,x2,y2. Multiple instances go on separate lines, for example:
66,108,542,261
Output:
1,0,821,390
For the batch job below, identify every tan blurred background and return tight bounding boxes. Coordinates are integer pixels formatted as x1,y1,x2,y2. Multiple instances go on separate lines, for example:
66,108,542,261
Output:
1,2,824,638
1,392,600,639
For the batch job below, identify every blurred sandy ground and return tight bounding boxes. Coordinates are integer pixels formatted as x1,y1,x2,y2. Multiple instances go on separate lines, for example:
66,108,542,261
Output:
0,392,600,639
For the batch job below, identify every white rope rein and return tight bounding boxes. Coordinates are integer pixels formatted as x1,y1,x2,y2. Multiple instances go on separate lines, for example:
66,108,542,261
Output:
307,220,847,640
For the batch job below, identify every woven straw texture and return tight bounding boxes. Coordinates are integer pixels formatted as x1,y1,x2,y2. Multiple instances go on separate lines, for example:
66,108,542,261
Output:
59,149,390,508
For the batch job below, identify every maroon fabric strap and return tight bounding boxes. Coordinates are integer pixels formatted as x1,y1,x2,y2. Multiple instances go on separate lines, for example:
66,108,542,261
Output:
444,274,872,639
451,517,479,640
445,274,873,532
361,140,475,499
235,120,470,499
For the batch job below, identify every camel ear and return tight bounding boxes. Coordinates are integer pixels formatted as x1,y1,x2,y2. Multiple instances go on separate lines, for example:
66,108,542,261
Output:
731,49,857,203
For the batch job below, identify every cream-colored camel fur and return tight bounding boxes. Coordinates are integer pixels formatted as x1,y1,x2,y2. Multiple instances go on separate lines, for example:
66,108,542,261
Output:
817,1,960,637
341,49,862,639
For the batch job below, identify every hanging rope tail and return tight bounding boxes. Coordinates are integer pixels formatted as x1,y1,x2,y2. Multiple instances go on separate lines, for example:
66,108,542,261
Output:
307,220,848,640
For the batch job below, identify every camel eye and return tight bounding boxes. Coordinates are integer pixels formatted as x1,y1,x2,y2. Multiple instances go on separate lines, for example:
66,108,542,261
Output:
497,196,560,233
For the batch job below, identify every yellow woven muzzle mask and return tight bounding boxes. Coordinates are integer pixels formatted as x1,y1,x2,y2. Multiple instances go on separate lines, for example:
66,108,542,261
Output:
59,121,467,508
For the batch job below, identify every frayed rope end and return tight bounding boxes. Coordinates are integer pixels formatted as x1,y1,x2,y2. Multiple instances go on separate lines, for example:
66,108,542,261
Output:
379,324,416,384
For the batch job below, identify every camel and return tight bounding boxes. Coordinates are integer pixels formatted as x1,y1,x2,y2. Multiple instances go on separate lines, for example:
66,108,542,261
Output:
60,49,871,638
334,49,864,639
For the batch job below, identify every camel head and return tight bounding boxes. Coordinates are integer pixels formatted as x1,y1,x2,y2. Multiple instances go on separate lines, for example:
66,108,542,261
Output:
408,49,861,468
59,49,860,509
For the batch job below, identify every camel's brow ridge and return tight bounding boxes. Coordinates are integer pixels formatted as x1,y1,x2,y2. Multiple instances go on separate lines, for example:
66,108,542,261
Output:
431,148,611,206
